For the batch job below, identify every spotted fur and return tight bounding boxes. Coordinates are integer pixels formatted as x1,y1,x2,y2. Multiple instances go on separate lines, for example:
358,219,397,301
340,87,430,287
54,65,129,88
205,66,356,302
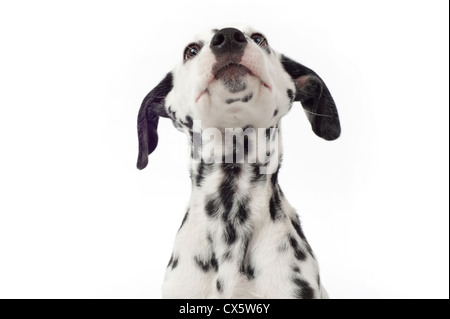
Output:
137,25,341,299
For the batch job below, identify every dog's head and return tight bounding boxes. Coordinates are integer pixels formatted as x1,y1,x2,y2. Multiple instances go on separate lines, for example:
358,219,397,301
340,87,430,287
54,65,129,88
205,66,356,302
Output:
137,26,340,169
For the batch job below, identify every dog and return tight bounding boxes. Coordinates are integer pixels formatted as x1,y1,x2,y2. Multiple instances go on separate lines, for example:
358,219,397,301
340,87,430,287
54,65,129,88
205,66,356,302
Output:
137,26,340,298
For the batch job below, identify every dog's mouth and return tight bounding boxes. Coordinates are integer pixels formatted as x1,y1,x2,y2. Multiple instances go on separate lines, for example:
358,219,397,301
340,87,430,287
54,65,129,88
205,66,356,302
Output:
213,63,251,80
195,62,271,103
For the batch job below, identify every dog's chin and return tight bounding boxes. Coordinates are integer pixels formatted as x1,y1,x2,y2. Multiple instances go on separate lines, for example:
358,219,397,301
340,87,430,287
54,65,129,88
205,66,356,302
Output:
215,64,251,93
209,65,261,97
195,63,271,104
207,74,259,103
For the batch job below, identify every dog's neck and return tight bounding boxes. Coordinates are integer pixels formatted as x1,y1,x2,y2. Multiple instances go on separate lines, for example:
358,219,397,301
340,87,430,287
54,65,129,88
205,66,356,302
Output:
186,126,285,221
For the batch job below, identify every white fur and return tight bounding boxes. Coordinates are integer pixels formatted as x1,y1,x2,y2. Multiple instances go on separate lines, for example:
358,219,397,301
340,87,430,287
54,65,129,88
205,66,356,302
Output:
160,26,328,299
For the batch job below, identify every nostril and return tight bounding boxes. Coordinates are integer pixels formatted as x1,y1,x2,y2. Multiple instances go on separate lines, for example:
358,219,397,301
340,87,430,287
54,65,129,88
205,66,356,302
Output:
233,31,247,43
211,34,225,47
210,28,248,55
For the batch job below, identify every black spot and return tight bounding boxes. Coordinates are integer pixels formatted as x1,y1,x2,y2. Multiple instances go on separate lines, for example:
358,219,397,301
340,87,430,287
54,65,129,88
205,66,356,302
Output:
273,109,279,117
212,29,219,33
189,131,194,153
240,263,255,280
242,236,250,255
220,181,234,213
195,161,205,187
222,206,229,222
223,162,241,179
243,134,249,156
172,256,179,270
167,255,173,268
293,278,315,299
231,134,246,163
265,128,271,141
210,252,219,272
250,163,267,184
241,126,253,156
224,222,237,245
269,186,283,221
289,235,307,261
287,89,295,103
305,243,315,259
270,165,280,187
236,197,249,224
194,253,218,273
226,98,240,104
293,266,301,273
291,217,306,240
178,210,189,231
195,161,215,187
194,256,211,272
241,92,253,102
216,279,223,293
239,238,255,280
183,115,193,129
205,195,220,219
220,163,241,213
269,197,278,221
291,217,314,256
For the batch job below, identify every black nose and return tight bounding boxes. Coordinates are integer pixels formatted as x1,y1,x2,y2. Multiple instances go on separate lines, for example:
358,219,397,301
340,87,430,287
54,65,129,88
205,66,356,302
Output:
210,28,247,56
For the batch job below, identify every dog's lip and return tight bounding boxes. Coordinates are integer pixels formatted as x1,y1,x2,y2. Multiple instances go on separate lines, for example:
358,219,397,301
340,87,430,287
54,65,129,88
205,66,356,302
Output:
195,63,271,103
213,63,251,79
196,90,207,103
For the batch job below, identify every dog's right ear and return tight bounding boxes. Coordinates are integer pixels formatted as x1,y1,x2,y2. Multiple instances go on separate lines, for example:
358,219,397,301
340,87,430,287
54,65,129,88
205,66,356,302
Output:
137,72,173,170
281,55,341,141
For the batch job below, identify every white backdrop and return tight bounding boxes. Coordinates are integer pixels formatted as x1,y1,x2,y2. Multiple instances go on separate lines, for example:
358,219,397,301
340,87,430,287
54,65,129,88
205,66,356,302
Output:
0,0,448,299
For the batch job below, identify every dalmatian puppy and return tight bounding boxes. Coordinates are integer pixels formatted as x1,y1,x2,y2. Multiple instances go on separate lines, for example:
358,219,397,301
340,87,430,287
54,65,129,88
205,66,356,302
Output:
137,26,340,299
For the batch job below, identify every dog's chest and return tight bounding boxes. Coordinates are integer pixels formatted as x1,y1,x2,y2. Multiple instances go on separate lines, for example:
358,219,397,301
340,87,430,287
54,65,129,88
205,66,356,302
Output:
163,162,321,298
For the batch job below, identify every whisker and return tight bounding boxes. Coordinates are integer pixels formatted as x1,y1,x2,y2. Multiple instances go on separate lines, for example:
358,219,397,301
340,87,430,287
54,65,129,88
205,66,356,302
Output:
303,109,334,118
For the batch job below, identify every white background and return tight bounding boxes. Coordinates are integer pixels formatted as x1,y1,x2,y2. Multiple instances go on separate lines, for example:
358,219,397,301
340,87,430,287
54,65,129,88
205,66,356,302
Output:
0,0,448,299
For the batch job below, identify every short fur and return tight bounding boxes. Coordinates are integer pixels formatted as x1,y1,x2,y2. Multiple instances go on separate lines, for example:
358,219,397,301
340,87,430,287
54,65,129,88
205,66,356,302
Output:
137,26,340,299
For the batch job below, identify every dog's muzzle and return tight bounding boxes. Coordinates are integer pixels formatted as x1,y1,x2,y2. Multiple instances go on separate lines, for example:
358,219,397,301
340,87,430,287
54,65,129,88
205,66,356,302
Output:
195,28,271,102
210,28,250,92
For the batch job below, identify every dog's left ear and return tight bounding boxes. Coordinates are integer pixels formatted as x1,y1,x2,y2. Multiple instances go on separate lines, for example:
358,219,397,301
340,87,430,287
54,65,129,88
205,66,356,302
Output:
281,55,341,140
137,72,173,170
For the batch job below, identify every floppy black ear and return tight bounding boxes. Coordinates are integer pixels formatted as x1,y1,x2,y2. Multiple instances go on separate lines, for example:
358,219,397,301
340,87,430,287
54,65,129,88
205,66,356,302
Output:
281,55,341,140
137,72,173,170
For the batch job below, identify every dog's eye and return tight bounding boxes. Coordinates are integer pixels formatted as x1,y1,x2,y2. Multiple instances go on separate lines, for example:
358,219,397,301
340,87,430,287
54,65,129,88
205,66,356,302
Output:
250,33,268,47
184,43,201,61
